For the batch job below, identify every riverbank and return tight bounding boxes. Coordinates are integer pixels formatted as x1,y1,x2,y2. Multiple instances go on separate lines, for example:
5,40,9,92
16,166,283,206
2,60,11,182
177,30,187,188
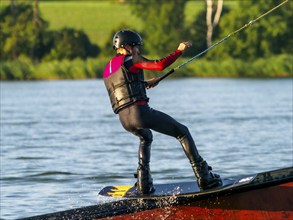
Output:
0,54,291,80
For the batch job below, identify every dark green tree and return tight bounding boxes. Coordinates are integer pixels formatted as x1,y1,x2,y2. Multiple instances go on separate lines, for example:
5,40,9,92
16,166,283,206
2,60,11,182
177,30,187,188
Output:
0,3,100,61
210,0,292,60
0,3,48,60
44,28,99,61
129,0,187,56
185,5,230,58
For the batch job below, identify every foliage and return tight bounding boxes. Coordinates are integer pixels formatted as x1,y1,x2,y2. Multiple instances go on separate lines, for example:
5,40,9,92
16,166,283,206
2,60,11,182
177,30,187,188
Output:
209,0,293,60
129,0,187,57
1,1,291,80
43,28,99,61
1,54,291,80
0,3,48,60
0,57,104,80
0,3,100,61
185,5,230,57
185,54,292,78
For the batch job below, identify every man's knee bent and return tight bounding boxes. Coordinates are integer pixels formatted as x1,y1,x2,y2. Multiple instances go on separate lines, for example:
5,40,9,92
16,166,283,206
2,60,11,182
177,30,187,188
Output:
138,129,153,145
176,124,191,140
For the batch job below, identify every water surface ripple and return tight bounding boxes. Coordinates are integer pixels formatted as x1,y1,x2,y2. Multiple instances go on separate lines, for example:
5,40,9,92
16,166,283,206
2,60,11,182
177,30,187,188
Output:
1,79,292,219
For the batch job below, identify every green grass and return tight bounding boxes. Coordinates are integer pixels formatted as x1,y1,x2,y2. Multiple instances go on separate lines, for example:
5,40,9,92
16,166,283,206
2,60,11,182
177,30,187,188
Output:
39,1,212,48
2,0,238,49
39,1,238,48
39,1,143,48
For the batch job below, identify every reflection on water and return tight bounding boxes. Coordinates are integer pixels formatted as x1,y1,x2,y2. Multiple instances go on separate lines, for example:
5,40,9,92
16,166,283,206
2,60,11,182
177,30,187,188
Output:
1,79,292,219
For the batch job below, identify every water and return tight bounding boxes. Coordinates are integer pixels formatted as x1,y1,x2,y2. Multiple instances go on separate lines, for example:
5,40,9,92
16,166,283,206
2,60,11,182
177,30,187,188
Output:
1,78,292,219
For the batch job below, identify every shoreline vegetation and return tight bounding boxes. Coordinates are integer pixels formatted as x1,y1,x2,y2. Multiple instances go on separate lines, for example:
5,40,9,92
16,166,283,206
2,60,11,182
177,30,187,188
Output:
1,54,291,80
1,1,292,80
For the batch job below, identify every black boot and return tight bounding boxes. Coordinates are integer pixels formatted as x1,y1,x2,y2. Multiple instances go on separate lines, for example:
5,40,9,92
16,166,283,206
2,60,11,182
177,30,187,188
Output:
193,160,222,190
136,164,155,195
178,133,222,190
134,129,154,195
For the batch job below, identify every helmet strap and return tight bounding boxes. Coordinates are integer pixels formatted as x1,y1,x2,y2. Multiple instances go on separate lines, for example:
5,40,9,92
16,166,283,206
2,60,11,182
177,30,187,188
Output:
124,45,133,54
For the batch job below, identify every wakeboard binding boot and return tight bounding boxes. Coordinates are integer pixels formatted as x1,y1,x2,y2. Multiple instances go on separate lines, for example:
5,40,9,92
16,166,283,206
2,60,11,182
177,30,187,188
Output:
193,160,222,190
135,164,155,195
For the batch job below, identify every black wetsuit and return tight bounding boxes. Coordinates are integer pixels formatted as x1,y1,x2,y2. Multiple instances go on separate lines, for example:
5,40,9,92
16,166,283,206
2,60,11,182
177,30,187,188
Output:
119,103,203,166
103,50,203,167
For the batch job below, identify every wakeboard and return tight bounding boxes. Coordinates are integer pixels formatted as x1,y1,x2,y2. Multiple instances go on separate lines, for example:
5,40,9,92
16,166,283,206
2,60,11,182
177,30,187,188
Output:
98,174,257,198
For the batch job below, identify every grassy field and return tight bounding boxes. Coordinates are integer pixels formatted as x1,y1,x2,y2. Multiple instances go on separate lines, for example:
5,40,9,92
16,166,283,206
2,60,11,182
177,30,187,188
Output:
2,0,236,49
39,1,142,48
38,1,208,48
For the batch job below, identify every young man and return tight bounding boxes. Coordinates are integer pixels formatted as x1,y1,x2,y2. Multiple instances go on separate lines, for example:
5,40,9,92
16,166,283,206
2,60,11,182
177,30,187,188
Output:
103,30,222,195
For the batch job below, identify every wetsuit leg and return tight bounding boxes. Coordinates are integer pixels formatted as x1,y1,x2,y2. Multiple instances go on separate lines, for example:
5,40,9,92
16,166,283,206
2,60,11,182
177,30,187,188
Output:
131,129,154,194
118,104,221,191
136,105,222,190
139,106,203,165
118,106,153,165
118,107,154,194
132,129,153,166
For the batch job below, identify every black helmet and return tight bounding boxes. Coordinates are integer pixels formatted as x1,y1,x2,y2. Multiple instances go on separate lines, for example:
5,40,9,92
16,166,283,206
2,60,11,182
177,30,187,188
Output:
113,30,143,50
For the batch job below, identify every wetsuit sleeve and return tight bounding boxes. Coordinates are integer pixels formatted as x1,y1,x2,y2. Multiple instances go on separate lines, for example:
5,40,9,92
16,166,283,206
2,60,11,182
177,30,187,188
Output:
131,50,182,71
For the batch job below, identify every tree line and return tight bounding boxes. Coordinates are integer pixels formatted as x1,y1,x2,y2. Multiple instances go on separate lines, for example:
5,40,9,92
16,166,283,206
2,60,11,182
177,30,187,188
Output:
0,2,99,62
0,0,292,63
127,0,292,61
